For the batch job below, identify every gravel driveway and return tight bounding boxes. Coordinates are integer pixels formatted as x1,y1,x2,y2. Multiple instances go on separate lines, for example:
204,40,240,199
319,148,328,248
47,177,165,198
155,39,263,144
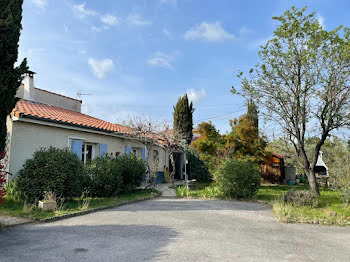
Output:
1,198,350,262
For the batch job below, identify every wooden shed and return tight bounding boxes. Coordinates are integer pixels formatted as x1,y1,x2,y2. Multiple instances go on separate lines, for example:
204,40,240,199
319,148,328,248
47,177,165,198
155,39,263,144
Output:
261,153,285,184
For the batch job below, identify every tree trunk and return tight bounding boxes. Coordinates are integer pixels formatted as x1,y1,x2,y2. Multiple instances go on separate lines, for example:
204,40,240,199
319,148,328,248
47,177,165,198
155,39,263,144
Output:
169,152,176,186
306,169,320,195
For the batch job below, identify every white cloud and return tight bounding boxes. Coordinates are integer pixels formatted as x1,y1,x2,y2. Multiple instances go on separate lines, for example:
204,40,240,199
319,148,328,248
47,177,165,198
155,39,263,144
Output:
184,22,234,42
147,51,179,69
101,14,119,26
32,0,47,10
88,58,114,78
187,89,207,104
317,15,325,29
73,3,97,18
163,29,172,38
91,25,109,32
127,14,151,26
239,26,253,34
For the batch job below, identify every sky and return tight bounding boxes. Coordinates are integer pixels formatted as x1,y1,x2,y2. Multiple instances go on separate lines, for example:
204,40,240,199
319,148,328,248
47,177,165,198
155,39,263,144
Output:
18,0,350,135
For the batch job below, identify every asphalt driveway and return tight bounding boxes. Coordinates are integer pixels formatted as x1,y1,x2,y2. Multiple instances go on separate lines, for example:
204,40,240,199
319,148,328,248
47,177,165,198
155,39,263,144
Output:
1,198,350,262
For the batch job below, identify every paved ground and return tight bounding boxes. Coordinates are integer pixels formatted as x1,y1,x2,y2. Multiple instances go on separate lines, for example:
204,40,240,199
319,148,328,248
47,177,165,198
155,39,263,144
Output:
0,214,31,226
157,183,177,197
1,198,350,262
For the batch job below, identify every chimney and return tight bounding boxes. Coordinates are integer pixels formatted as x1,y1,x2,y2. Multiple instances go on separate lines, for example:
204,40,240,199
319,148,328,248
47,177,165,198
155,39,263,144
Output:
23,70,36,101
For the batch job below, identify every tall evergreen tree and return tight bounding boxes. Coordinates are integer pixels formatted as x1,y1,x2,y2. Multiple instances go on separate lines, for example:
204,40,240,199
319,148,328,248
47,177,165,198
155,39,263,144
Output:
173,94,194,144
247,99,258,130
0,0,27,153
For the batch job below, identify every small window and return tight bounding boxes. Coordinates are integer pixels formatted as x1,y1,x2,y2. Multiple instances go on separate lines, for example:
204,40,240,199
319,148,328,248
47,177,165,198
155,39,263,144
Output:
132,147,142,157
82,143,94,164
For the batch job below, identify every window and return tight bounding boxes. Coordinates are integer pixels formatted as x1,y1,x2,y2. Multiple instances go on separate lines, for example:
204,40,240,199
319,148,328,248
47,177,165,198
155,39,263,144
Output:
82,143,94,164
132,147,142,157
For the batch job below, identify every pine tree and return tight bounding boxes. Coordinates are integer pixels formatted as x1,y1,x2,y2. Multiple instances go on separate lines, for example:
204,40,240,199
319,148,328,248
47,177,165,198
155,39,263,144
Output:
173,94,194,144
0,0,27,152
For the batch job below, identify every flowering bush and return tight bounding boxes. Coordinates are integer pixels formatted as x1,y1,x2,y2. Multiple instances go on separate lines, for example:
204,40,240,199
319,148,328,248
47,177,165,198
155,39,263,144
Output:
0,151,7,204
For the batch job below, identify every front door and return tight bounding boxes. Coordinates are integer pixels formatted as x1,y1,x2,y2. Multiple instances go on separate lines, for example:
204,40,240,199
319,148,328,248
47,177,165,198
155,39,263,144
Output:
169,152,182,180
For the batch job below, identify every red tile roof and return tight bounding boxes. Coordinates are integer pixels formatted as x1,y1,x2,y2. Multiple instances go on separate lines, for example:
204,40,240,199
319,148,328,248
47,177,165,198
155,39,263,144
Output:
11,99,131,134
272,153,285,159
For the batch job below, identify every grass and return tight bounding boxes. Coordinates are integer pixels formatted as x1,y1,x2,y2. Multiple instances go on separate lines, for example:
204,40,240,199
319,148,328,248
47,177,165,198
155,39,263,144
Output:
0,189,158,221
176,182,350,226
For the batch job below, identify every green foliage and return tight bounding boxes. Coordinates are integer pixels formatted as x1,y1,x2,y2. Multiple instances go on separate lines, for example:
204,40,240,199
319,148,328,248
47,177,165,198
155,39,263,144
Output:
5,179,21,201
283,189,318,207
85,156,123,197
330,154,350,207
246,99,259,130
85,154,146,197
225,114,268,164
176,183,222,198
173,94,194,144
214,159,261,199
187,150,211,182
236,6,350,195
190,121,224,173
17,147,85,204
116,153,146,192
0,0,28,152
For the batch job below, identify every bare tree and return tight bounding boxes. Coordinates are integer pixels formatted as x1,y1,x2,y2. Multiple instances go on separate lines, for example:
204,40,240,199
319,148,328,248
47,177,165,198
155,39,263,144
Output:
123,114,163,187
158,126,182,186
235,7,350,195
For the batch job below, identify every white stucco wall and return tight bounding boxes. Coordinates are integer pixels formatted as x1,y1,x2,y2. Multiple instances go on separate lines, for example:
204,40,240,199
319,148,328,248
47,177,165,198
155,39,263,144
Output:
8,119,168,177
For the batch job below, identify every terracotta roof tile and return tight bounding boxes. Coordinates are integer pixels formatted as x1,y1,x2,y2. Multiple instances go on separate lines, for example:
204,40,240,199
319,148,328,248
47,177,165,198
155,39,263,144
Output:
11,99,131,134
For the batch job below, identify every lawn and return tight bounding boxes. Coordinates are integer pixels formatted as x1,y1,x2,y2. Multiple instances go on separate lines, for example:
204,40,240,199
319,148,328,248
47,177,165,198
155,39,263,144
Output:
177,183,350,226
0,189,158,220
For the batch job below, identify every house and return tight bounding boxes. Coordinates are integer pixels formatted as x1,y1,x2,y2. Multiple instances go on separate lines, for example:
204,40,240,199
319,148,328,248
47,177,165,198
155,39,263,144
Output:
5,71,183,182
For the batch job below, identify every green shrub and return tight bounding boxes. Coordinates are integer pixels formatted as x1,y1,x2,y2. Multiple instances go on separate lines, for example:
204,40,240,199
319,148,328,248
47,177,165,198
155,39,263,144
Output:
5,179,21,201
187,150,212,182
116,154,146,192
85,156,123,197
17,147,85,204
85,154,146,196
214,159,260,199
283,189,318,207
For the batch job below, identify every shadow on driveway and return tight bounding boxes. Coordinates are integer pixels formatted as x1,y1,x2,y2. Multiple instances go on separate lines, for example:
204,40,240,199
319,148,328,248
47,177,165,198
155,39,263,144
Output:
0,224,178,262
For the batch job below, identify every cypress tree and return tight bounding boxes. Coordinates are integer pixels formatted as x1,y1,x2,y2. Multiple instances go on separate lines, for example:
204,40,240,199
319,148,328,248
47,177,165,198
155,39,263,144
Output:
247,99,259,130
173,94,194,144
0,0,27,152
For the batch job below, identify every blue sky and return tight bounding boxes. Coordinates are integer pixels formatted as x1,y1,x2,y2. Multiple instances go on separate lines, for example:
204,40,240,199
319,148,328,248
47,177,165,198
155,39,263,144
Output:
18,0,350,134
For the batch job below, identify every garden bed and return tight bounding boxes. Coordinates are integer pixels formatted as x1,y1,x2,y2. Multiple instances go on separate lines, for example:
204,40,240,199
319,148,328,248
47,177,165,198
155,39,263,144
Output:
176,183,350,226
0,189,159,222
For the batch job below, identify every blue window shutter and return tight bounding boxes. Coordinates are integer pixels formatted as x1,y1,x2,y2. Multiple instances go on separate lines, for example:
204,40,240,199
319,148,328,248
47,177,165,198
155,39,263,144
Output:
141,147,146,160
71,140,82,160
125,146,132,155
99,144,108,157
